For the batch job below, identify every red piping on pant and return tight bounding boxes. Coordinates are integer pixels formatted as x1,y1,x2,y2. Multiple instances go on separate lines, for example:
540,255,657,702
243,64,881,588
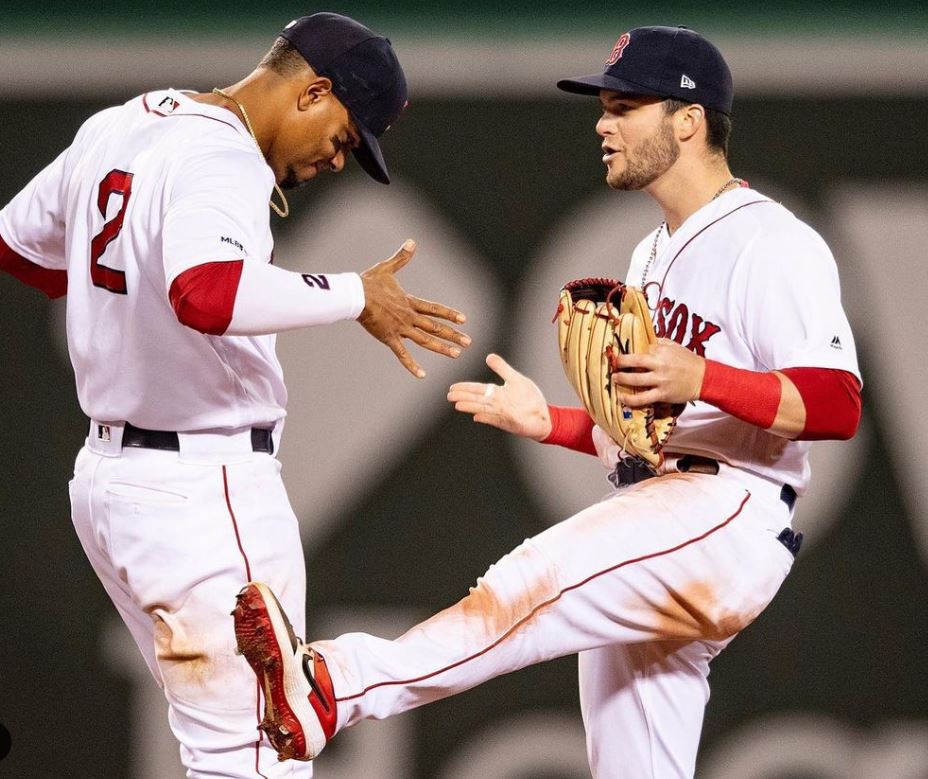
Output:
221,465,269,779
222,465,253,581
338,490,752,702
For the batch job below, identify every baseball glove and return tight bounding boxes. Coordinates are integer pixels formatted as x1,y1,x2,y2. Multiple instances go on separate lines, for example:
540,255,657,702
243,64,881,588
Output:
554,278,683,468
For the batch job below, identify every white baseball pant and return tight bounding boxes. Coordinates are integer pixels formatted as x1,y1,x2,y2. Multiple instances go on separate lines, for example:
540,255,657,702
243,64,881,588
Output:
69,422,312,778
313,465,796,779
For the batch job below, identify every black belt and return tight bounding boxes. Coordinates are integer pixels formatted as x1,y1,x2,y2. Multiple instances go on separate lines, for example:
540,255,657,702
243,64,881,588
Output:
121,422,274,455
608,455,802,556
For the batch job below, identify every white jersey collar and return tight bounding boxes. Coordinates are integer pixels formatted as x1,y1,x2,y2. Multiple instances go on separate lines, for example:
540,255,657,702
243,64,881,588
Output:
141,88,251,139
661,185,772,255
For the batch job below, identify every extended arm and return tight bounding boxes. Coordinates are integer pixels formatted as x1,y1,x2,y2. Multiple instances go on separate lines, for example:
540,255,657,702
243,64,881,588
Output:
169,240,470,378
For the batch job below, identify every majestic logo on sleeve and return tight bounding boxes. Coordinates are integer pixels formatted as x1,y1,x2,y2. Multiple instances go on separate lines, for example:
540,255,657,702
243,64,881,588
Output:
654,297,721,356
606,33,631,65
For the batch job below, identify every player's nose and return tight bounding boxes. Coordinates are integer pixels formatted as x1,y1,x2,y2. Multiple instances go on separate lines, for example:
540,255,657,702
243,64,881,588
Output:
330,151,347,173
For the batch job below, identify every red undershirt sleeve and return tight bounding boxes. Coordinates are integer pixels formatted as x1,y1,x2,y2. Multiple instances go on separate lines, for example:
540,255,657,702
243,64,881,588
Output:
540,405,598,456
700,359,861,441
0,234,68,299
169,260,243,335
780,367,861,441
700,359,782,429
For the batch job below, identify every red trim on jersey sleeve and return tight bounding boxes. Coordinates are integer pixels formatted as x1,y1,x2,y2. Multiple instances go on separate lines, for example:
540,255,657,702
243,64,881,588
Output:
780,367,861,441
0,234,67,298
169,260,244,335
540,405,598,456
699,360,782,430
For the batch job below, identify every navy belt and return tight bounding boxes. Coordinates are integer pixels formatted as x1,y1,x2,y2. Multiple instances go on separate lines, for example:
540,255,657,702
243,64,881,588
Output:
121,422,274,455
609,455,802,557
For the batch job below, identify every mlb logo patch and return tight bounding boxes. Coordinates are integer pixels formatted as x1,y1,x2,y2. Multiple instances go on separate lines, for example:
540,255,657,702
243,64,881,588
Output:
157,96,181,113
97,424,111,442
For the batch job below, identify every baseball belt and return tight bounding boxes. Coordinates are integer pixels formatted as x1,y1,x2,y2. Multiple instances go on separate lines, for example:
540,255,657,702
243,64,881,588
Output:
608,454,802,557
121,422,274,455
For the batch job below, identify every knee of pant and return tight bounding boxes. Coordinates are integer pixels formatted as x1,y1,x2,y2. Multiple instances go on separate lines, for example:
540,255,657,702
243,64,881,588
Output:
153,613,254,710
463,549,561,640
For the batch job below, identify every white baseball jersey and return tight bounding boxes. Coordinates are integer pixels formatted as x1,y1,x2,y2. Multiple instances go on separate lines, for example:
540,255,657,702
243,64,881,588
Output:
0,88,362,432
591,185,860,493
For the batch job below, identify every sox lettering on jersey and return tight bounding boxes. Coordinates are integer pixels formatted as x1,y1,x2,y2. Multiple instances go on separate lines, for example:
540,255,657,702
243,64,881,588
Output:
653,296,722,356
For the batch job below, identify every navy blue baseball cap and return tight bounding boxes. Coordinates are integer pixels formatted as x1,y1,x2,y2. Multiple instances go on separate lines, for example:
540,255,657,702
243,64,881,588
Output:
557,26,734,116
280,12,408,184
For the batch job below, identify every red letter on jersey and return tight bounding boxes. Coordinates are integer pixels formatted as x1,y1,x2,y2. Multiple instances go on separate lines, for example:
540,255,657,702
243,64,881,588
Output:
90,169,134,294
685,314,721,357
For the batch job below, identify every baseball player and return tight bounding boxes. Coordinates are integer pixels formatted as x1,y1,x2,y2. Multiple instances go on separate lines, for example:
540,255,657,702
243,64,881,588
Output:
233,26,863,778
0,13,471,779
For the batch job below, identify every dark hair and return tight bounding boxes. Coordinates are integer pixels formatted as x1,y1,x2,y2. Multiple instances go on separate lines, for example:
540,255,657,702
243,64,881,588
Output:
259,37,310,76
663,98,732,157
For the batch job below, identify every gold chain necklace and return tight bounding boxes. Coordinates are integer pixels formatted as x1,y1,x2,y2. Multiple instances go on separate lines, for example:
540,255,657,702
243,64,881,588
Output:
639,177,743,287
212,88,289,218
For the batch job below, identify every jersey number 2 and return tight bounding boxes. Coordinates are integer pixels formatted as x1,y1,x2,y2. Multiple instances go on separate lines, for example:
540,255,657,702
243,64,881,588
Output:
90,169,134,294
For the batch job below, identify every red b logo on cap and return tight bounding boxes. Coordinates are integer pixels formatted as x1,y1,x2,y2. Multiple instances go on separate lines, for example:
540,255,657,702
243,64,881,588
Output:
606,32,631,65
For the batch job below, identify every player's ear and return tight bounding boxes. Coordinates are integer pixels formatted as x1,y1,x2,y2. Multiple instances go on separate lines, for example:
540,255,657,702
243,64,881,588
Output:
298,77,334,111
676,103,704,143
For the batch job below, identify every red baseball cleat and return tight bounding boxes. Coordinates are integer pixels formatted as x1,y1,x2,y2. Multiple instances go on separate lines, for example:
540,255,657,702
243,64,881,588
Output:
232,582,337,761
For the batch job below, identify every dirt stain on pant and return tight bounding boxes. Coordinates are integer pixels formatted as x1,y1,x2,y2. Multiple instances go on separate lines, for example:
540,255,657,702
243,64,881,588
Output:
153,613,211,690
652,581,750,642
455,542,562,645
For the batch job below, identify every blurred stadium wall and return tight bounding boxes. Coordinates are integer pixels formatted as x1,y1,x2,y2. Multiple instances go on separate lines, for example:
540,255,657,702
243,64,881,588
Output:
1,3,927,778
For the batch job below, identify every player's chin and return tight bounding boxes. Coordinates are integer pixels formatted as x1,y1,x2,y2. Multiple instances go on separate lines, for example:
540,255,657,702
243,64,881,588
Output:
606,170,649,192
605,173,632,191
604,165,629,191
280,168,315,191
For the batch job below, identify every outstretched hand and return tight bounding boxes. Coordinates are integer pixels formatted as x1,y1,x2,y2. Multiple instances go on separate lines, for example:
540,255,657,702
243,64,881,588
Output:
359,240,471,378
447,353,552,440
613,338,706,407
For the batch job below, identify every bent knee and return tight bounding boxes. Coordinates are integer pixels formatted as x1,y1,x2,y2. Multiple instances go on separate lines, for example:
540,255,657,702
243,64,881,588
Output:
153,613,254,709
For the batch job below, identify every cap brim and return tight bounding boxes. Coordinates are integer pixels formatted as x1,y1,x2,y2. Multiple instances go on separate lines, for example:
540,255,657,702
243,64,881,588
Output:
556,73,665,100
351,122,390,185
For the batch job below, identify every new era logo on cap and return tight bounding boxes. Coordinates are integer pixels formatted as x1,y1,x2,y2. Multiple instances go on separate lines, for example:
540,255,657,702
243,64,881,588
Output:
680,74,696,89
